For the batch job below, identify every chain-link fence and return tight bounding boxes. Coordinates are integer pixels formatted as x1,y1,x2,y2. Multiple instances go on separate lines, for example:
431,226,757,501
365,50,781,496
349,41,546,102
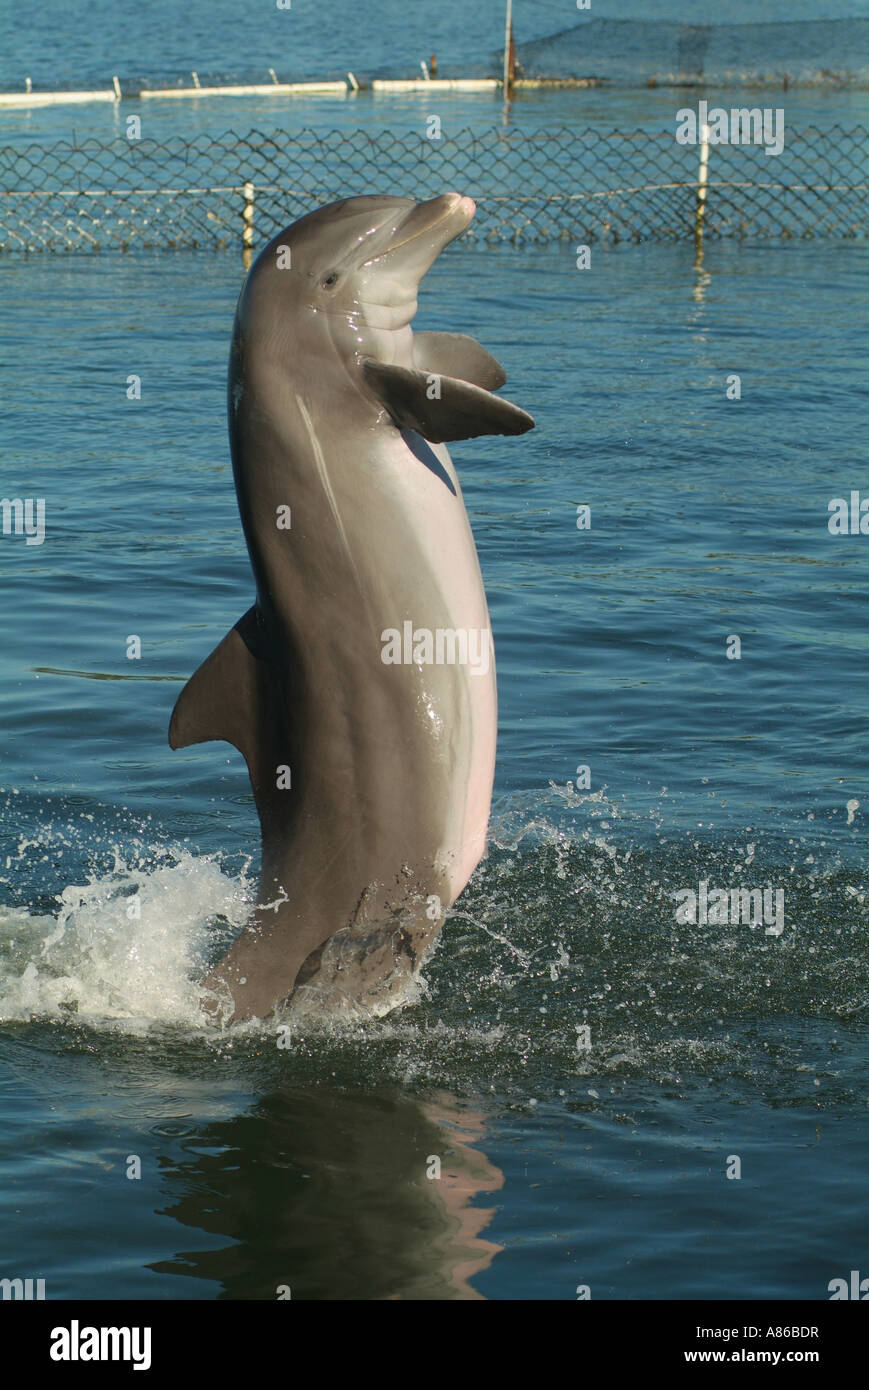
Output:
0,124,866,254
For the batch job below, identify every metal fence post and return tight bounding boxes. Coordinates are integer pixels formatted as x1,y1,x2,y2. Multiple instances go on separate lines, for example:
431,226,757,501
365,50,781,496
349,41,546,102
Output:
242,179,255,267
695,121,710,255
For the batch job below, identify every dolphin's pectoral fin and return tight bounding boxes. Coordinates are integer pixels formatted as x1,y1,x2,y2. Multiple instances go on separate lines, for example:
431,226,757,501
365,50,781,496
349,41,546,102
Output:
361,359,534,444
412,331,507,391
168,607,274,773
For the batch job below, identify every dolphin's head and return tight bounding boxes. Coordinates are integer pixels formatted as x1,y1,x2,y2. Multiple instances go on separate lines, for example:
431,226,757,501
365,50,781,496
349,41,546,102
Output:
237,192,476,367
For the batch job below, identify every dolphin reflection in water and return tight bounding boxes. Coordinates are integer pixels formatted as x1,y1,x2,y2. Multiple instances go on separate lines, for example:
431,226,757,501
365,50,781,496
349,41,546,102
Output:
149,1086,505,1299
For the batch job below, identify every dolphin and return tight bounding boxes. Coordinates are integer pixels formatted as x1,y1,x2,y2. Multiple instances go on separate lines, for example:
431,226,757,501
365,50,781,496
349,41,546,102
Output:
169,191,534,1024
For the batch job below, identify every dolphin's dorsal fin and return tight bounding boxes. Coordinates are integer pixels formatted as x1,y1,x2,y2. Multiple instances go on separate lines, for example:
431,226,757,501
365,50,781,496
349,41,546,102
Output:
170,610,291,837
169,607,274,769
412,331,506,392
361,360,534,443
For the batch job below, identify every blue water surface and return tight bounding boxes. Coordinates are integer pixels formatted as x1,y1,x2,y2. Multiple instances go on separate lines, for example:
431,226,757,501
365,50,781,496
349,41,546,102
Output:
0,0,867,1303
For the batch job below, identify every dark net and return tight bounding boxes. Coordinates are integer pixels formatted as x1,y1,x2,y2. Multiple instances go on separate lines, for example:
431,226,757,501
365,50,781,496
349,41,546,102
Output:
510,16,869,87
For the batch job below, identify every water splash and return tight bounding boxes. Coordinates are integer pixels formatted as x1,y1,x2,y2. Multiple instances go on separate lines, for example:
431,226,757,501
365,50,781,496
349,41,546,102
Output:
0,848,250,1029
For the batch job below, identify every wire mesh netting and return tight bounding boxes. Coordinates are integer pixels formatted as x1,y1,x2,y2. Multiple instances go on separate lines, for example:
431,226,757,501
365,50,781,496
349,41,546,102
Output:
0,124,866,254
512,16,869,88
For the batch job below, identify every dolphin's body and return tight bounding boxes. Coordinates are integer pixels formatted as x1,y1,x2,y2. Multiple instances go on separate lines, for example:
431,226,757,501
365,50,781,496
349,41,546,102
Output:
170,192,534,1023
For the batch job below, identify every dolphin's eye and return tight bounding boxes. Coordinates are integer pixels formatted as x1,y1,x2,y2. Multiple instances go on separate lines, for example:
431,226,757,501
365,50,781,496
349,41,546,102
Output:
322,272,340,289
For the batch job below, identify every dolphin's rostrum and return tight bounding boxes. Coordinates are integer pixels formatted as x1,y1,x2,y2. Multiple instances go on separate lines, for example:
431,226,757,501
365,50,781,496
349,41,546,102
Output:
170,192,534,1023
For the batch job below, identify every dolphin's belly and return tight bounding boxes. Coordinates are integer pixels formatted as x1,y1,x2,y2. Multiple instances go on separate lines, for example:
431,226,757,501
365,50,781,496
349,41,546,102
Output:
252,422,497,1021
364,427,497,901
245,408,496,909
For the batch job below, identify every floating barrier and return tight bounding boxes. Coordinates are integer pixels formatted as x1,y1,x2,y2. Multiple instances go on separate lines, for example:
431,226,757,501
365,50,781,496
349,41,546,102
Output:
140,79,348,100
0,70,509,109
371,79,498,92
0,74,615,109
0,77,122,108
0,90,118,108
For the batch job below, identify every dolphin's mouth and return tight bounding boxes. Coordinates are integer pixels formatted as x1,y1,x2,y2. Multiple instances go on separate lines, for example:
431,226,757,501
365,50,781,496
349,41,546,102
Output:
364,192,476,275
384,192,476,255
